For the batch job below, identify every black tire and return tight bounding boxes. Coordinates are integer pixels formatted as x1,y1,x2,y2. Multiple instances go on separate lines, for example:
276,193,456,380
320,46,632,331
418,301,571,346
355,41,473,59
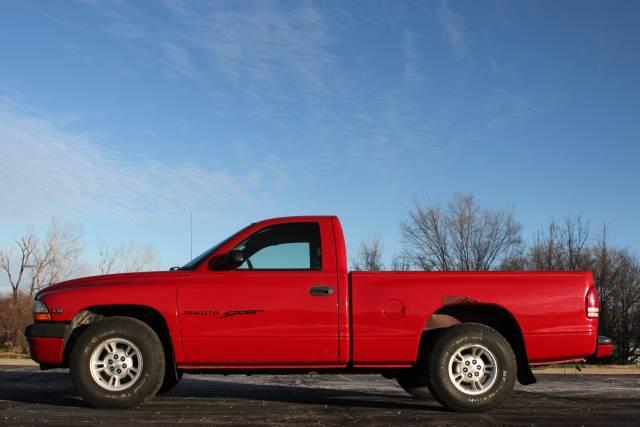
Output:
395,329,443,400
426,323,516,412
157,369,183,394
70,317,165,409
397,372,431,399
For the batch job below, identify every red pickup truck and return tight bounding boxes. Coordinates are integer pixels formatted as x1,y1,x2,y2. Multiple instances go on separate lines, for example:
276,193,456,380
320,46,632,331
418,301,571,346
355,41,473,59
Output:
25,216,612,412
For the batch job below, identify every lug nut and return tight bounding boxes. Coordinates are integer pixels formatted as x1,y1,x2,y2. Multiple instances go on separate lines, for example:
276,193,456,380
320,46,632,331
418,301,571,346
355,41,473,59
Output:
108,360,113,365
472,360,476,364
122,364,127,368
110,367,114,371
465,361,470,366
114,355,118,360
475,372,479,377
117,369,121,374
121,357,125,361
463,368,468,372
468,374,472,378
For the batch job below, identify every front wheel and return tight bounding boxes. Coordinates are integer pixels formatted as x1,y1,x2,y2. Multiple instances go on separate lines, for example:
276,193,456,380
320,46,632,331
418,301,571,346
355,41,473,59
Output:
70,317,166,409
427,323,516,412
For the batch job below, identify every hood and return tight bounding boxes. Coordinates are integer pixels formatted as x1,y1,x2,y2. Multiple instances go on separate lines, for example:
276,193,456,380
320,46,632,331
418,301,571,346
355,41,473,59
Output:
36,270,189,298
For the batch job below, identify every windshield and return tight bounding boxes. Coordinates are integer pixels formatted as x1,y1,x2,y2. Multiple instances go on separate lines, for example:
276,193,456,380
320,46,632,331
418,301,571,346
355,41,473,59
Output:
180,224,253,270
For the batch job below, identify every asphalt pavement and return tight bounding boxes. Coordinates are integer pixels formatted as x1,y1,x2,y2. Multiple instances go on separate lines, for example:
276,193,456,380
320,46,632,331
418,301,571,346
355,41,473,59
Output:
0,365,638,425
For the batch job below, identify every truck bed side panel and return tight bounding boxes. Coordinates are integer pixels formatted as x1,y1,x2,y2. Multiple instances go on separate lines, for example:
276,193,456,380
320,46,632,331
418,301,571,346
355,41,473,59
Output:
349,272,597,365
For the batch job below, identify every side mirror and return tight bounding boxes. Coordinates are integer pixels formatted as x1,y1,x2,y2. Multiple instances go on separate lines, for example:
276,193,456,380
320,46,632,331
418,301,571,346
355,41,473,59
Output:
212,249,244,270
225,249,245,266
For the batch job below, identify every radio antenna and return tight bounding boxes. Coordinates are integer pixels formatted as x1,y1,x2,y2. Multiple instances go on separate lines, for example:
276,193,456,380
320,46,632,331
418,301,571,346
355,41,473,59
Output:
190,211,193,260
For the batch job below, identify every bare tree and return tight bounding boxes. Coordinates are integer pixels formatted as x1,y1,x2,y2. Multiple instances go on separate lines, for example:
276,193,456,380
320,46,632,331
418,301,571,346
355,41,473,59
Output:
593,226,613,337
590,229,640,364
0,220,84,351
390,251,412,271
352,238,384,271
29,219,84,296
564,216,590,270
0,234,37,304
529,220,563,270
97,241,117,275
0,293,31,352
401,194,522,271
0,234,38,351
505,218,640,364
98,241,158,274
516,216,592,271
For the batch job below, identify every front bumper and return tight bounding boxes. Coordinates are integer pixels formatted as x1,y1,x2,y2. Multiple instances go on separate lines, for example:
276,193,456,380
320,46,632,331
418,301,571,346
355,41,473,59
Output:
24,323,70,367
595,335,614,359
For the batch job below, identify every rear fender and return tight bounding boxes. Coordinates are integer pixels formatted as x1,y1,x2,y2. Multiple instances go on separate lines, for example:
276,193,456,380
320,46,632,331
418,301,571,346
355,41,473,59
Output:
422,303,536,385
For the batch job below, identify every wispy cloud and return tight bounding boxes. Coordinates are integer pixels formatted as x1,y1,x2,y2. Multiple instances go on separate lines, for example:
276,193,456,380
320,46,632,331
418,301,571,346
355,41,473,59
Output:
402,30,422,82
436,0,466,61
78,0,150,40
480,89,546,131
81,0,337,95
161,42,199,80
0,98,289,222
67,1,458,177
195,2,335,92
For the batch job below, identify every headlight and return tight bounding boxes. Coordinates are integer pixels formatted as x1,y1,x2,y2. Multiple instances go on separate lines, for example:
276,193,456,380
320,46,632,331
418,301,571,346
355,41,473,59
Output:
33,299,51,322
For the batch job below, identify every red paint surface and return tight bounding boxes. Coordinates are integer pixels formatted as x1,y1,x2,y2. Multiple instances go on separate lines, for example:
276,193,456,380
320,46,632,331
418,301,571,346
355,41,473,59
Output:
349,271,598,364
596,343,614,358
28,337,64,366
29,216,606,370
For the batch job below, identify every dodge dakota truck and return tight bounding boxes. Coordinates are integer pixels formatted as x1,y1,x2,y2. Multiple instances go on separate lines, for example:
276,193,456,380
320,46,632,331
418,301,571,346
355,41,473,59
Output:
25,216,613,412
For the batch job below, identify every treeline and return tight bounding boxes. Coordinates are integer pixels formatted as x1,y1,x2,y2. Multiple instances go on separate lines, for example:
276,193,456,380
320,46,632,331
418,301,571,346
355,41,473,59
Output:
2,198,638,363
0,219,158,352
352,194,640,364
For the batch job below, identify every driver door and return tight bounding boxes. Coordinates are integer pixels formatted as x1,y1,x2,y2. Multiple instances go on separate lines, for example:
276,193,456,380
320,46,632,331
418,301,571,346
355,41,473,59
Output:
177,220,339,366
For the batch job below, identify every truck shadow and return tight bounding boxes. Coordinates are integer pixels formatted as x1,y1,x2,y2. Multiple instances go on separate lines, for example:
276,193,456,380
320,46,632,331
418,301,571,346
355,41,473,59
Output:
0,369,445,412
0,369,80,407
165,376,446,411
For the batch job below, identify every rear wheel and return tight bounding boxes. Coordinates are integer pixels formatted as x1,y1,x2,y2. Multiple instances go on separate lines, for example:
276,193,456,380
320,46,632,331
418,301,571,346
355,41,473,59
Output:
395,329,442,400
70,317,165,409
426,323,516,412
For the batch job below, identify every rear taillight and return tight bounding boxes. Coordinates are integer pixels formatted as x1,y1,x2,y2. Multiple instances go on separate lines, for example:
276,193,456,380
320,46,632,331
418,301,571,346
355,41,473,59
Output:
586,287,599,319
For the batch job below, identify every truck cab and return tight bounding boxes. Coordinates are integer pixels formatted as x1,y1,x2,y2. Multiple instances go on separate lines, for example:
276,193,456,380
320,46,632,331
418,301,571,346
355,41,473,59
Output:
176,216,349,366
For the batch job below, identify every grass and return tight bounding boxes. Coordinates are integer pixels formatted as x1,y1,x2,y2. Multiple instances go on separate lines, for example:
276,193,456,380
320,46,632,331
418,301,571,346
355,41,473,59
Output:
0,350,30,359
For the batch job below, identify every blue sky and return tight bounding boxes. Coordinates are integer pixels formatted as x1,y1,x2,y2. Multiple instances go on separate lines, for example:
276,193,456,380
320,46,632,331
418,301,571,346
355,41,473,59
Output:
0,0,639,269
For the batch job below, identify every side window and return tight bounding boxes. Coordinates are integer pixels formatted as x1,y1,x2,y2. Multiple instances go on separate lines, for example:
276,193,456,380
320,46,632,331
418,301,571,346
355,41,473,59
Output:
233,222,322,270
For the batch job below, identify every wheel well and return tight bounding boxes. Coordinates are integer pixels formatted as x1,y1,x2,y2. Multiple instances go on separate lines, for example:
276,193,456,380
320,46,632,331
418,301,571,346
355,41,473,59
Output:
63,305,176,378
422,304,536,385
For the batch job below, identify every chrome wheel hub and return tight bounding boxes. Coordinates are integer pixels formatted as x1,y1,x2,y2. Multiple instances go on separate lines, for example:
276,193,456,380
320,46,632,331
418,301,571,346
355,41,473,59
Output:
448,344,498,395
89,338,143,391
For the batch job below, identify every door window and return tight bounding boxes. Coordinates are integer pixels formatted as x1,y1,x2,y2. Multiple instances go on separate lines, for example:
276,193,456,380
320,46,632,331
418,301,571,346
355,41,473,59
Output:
233,222,322,270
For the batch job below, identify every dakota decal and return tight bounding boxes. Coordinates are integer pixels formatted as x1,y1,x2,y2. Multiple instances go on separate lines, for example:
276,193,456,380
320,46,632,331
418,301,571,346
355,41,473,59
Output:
183,310,220,316
182,309,265,319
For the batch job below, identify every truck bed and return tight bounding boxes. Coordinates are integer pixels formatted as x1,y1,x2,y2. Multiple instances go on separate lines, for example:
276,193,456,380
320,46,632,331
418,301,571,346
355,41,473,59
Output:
349,271,597,366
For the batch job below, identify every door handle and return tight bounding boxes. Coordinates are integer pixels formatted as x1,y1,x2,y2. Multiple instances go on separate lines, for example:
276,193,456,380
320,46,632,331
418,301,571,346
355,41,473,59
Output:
309,286,334,296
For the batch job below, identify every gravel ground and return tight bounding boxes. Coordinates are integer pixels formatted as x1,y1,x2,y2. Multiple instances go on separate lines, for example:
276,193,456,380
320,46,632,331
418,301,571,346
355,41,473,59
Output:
0,365,638,425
